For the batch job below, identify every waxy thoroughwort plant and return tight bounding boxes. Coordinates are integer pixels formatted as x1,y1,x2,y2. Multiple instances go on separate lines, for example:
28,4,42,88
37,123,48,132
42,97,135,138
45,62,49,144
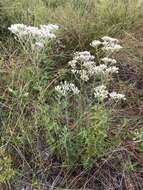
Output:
53,36,126,167
8,23,59,49
8,24,127,168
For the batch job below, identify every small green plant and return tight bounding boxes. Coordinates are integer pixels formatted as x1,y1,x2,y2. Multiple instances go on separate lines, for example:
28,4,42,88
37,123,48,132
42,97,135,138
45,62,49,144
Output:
0,149,15,183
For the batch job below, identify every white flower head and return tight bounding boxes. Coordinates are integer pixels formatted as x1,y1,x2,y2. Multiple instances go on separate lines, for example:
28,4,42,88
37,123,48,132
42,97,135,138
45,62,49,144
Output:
90,36,122,53
109,92,126,100
55,81,80,96
68,51,97,81
74,51,95,62
83,61,95,70
105,66,119,74
94,85,109,100
102,44,123,52
93,64,107,75
101,57,117,65
34,42,44,50
102,36,119,44
40,24,59,32
68,60,77,69
8,24,27,36
8,23,59,43
79,70,89,81
71,69,78,74
69,83,80,95
90,40,102,48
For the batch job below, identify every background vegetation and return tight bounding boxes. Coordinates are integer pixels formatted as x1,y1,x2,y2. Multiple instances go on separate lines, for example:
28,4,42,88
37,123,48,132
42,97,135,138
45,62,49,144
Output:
0,0,143,189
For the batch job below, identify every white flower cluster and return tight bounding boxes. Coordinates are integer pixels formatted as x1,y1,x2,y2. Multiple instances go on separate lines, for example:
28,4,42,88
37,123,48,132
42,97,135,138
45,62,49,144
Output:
94,85,109,100
56,36,126,102
55,81,80,97
68,51,95,81
90,37,126,101
8,23,59,49
109,92,126,100
8,24,59,39
94,85,126,101
101,57,117,65
68,51,119,82
73,51,95,62
90,36,123,52
94,64,119,75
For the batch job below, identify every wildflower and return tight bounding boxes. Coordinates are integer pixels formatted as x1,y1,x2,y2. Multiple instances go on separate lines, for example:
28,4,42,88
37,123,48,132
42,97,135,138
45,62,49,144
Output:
79,70,89,81
83,61,96,69
68,51,96,81
93,64,118,76
105,66,119,74
40,25,58,39
102,36,119,44
55,81,80,96
93,64,107,75
71,69,78,74
8,24,28,36
74,51,95,62
9,24,39,38
8,23,59,45
94,85,109,100
109,92,126,100
68,60,77,69
34,42,44,50
90,36,123,53
68,50,119,82
102,44,123,52
40,24,59,33
101,36,123,52
90,40,102,48
74,51,91,56
94,86,126,101
101,57,117,64
69,83,80,95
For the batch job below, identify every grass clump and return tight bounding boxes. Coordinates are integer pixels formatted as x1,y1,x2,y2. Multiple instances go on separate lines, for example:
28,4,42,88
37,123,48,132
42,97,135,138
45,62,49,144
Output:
1,0,141,45
46,0,141,49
